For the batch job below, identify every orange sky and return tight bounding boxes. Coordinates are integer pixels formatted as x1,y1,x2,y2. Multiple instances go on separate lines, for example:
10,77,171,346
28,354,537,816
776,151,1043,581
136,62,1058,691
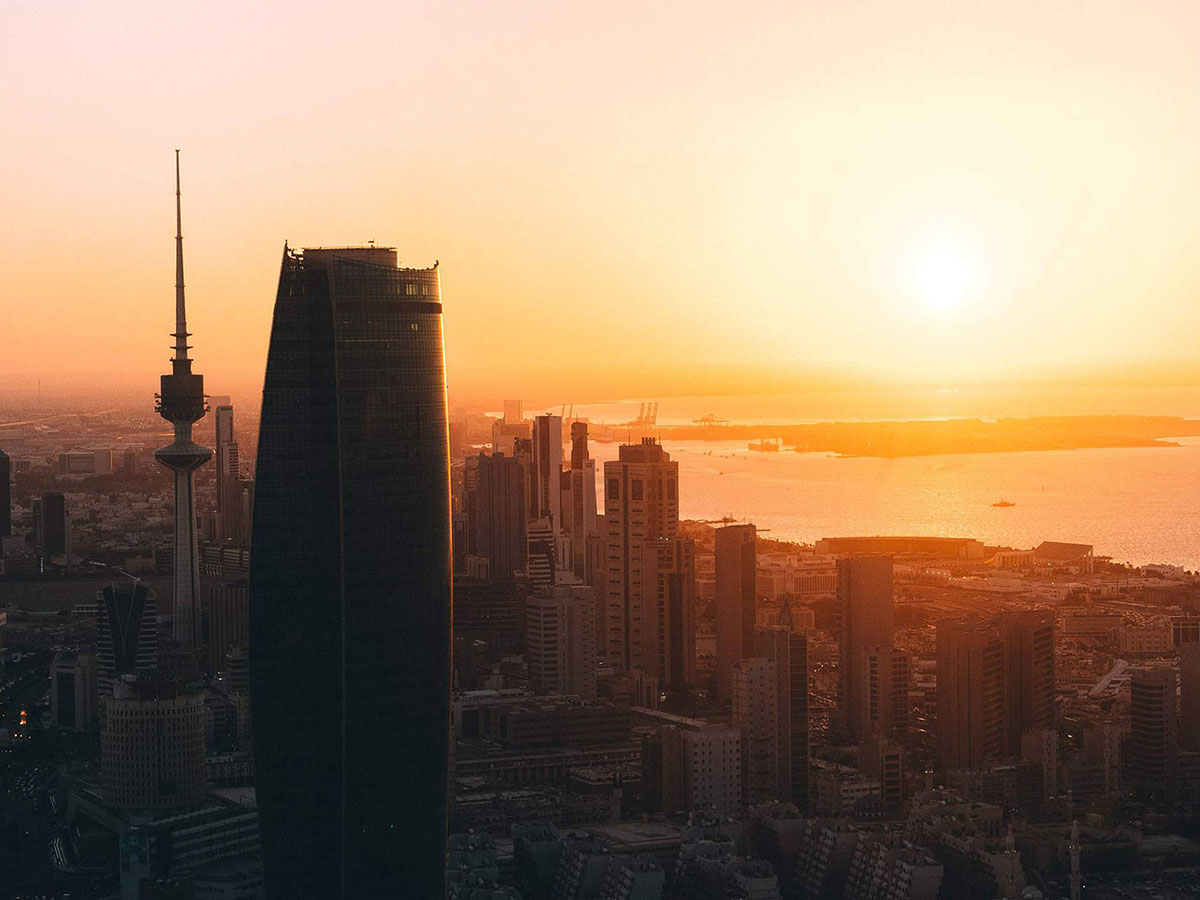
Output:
3,1,1200,410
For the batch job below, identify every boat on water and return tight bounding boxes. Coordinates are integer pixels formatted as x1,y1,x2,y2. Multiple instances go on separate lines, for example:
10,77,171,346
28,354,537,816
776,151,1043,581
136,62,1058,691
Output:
748,438,782,452
992,499,1016,507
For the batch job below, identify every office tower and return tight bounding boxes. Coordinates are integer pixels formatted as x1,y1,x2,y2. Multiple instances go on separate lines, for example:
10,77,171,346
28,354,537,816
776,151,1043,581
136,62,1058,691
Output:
1127,667,1178,799
936,620,1005,770
891,648,911,735
999,610,1056,756
250,245,451,899
213,400,244,544
0,448,10,537
468,451,527,580
51,651,99,730
564,421,597,579
101,678,206,811
154,153,212,650
601,439,680,668
531,414,563,530
493,413,531,458
569,420,589,470
753,624,810,809
526,584,598,699
35,491,68,562
1182,642,1200,751
715,524,757,701
1021,727,1059,798
835,556,895,740
504,399,523,424
680,726,742,815
634,537,697,690
527,516,556,585
732,658,778,807
90,583,160,696
206,583,249,677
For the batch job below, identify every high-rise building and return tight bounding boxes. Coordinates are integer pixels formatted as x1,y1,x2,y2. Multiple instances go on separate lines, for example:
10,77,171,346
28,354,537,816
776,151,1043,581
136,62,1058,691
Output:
0,448,10,537
101,678,207,812
213,400,245,545
564,421,597,580
936,620,1006,771
526,516,556,585
633,537,697,690
35,491,68,563
753,622,810,809
85,582,159,696
503,399,523,424
681,726,742,815
51,651,99,730
715,524,757,701
1181,642,1200,751
999,610,1056,756
1126,666,1178,800
250,245,451,898
526,584,598,699
531,414,563,529
601,439,679,668
154,153,212,650
733,657,778,807
206,583,249,677
835,557,895,740
468,451,528,580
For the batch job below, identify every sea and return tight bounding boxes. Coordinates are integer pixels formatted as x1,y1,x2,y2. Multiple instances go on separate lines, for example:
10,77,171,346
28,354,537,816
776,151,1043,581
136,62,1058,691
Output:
587,436,1200,571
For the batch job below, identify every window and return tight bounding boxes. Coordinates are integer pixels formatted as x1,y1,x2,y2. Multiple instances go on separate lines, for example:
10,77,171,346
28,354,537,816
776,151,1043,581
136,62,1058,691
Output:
632,479,643,501
666,479,676,501
607,478,620,501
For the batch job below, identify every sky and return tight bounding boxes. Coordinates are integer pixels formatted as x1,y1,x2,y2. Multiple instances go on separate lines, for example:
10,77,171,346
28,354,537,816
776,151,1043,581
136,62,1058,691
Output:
3,1,1200,413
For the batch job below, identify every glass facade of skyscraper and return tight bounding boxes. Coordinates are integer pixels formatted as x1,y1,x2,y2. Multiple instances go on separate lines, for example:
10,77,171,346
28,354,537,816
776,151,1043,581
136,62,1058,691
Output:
250,247,451,899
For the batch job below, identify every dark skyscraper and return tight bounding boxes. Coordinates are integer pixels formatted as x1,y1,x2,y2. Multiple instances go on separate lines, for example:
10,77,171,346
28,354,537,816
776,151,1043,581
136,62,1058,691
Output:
35,491,67,562
936,619,1006,771
250,245,451,899
154,152,212,650
999,609,1056,756
0,448,10,537
715,523,757,701
468,451,527,580
835,556,895,740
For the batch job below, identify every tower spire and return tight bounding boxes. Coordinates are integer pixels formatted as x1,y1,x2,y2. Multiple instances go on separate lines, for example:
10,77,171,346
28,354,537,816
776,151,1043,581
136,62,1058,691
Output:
173,149,191,373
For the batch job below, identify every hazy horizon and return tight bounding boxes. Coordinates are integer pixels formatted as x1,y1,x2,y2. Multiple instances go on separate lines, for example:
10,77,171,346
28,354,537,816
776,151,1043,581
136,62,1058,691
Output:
6,1,1200,410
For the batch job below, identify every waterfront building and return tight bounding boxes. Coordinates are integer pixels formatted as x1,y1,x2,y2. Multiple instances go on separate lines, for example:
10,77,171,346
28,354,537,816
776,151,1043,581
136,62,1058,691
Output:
250,245,451,898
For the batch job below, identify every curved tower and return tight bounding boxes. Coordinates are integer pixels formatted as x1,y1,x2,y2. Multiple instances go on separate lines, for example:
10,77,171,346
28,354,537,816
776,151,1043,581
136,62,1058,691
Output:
250,246,452,899
154,151,212,650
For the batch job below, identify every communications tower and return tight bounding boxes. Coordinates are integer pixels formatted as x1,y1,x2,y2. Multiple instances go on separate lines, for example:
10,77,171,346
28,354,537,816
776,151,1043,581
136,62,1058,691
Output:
154,151,212,650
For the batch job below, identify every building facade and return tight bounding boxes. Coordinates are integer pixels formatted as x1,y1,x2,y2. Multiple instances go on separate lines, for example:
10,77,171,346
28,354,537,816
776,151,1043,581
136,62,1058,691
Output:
250,246,451,898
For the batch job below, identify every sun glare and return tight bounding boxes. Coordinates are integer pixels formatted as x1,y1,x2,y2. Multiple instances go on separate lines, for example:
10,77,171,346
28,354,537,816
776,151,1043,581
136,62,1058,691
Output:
913,242,974,312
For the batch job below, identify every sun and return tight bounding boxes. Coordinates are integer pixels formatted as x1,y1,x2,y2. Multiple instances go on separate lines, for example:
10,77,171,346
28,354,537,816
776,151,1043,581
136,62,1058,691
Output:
912,242,974,312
